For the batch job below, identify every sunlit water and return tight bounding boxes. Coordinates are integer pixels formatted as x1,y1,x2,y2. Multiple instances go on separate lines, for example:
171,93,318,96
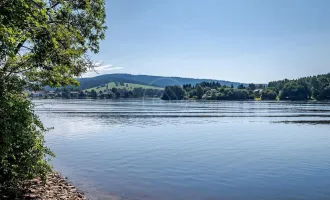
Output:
35,99,330,200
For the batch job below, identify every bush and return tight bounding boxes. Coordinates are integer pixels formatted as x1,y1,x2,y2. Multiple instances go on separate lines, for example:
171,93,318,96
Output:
0,91,54,193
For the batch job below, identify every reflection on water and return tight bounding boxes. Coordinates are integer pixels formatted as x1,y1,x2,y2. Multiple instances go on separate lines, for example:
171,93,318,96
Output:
275,120,330,125
36,99,330,200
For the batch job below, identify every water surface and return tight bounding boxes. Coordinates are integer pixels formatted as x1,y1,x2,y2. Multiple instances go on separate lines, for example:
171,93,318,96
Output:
35,99,330,200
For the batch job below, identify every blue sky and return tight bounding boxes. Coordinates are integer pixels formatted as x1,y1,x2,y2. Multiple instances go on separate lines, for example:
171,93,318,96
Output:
86,0,330,83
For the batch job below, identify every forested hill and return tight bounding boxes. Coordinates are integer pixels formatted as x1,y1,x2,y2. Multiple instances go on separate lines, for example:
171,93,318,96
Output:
77,73,246,90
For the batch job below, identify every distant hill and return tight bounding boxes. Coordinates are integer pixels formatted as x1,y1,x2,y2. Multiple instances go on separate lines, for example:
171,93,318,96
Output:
85,82,163,92
77,73,246,90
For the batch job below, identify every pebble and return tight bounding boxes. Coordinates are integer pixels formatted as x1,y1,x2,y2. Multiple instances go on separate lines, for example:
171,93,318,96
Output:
22,172,88,200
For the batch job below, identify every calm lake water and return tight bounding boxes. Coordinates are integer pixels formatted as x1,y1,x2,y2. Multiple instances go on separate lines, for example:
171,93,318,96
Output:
35,99,330,200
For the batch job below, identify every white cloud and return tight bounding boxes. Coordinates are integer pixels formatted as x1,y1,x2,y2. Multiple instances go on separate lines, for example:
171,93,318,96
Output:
81,64,124,78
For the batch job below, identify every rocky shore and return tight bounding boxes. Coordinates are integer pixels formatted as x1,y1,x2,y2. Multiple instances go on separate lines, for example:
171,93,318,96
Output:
22,172,87,200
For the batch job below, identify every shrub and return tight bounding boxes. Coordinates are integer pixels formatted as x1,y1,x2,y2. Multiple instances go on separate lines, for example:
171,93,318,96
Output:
0,90,54,193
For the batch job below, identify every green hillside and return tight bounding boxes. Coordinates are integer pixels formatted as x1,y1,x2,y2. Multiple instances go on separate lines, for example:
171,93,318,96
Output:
77,73,247,90
85,82,164,92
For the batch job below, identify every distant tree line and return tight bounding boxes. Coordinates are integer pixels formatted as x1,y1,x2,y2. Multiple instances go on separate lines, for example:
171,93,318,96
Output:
35,87,164,99
269,73,330,100
162,82,265,100
36,73,330,101
162,73,330,101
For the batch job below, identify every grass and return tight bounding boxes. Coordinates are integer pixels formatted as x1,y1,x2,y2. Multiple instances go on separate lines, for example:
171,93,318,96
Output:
85,82,164,92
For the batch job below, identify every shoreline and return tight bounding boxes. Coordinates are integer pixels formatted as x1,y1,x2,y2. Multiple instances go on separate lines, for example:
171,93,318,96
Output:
22,172,87,200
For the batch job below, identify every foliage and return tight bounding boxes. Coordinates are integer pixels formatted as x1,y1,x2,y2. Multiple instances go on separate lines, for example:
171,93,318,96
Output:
279,82,309,100
78,91,86,99
176,82,254,101
162,86,185,100
163,74,330,101
196,85,203,99
248,83,256,91
90,89,97,99
237,84,245,89
0,0,106,194
269,73,330,100
261,88,277,100
0,0,106,88
215,88,252,100
35,87,164,99
0,85,54,192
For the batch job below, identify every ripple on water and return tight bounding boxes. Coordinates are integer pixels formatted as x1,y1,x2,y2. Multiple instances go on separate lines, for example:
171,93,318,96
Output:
37,99,330,200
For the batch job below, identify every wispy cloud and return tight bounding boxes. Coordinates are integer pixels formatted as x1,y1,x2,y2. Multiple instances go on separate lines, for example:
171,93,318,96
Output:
82,64,124,78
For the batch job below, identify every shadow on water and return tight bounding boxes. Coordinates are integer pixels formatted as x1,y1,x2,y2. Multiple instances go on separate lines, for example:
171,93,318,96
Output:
273,120,330,125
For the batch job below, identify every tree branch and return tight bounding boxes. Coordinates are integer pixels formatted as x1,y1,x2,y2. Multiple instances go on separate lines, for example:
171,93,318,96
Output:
22,45,33,51
1,39,26,75
51,2,60,9
14,40,26,56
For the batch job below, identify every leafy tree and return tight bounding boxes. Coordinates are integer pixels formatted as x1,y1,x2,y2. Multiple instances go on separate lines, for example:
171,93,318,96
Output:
90,89,98,99
78,91,86,99
248,83,256,91
323,86,330,99
261,88,277,100
232,89,250,100
0,0,106,194
133,88,144,97
105,92,113,99
196,85,204,99
279,83,309,100
62,91,71,99
162,86,185,100
115,91,121,98
237,84,245,89
111,87,118,93
269,73,330,100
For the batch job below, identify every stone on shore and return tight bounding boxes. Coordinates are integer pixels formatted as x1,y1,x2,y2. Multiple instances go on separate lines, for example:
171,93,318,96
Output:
22,172,87,200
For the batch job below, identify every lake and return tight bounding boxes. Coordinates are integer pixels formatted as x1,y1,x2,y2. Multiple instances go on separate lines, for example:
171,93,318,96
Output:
35,99,330,200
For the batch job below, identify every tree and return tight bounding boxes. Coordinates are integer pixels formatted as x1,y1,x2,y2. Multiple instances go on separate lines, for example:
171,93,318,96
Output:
90,89,98,99
105,92,113,99
78,91,86,99
261,88,277,100
196,85,204,99
268,73,330,100
111,87,118,93
0,0,106,194
162,86,185,100
248,83,256,91
279,83,309,100
237,84,245,89
323,86,330,99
